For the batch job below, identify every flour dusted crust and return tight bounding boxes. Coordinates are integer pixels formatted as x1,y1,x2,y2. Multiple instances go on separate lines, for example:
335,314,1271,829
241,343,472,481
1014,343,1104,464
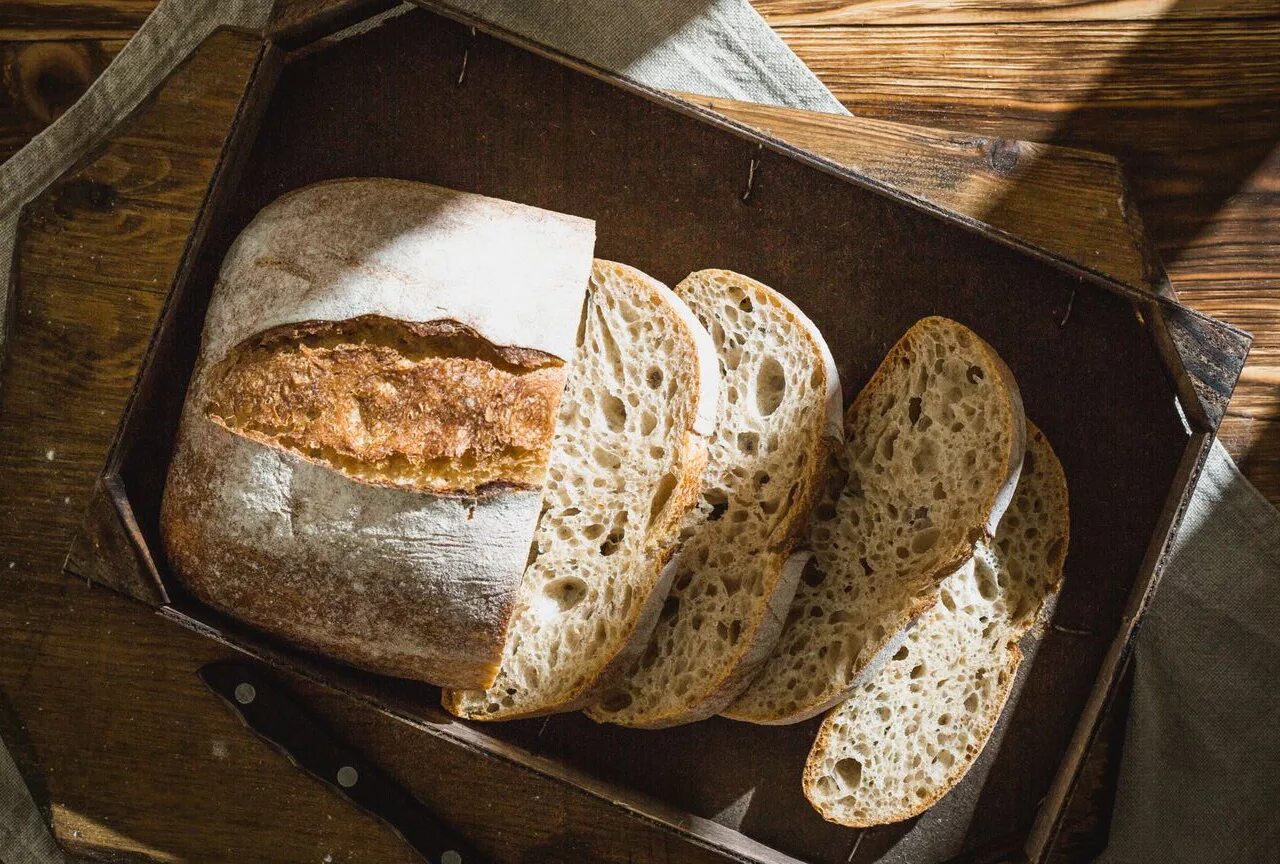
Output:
160,178,595,689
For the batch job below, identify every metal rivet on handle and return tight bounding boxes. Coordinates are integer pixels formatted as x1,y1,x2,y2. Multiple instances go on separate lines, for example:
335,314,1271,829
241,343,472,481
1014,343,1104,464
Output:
336,766,358,788
441,851,462,864
234,683,256,705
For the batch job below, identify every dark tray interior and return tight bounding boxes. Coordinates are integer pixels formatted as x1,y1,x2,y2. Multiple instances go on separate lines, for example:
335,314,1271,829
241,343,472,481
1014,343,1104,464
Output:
108,9,1194,863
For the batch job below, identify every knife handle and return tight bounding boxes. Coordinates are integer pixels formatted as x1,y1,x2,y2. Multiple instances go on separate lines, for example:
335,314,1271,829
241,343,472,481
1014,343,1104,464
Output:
199,660,486,864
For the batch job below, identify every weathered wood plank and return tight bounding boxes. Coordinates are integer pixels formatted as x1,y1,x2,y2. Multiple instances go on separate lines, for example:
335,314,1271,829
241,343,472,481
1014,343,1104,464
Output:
775,22,1280,142
0,1,157,39
1,29,260,576
0,39,126,162
681,94,1165,293
756,0,1279,26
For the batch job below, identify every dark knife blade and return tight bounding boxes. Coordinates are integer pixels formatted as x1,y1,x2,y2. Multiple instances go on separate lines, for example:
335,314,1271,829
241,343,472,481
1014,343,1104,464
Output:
199,659,487,864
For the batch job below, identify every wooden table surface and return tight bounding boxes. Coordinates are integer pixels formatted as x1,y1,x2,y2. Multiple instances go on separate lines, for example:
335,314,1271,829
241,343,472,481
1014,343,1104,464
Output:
1,1,1276,862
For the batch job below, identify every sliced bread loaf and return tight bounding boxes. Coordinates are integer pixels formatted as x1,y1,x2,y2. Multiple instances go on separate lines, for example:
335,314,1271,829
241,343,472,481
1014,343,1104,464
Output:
803,422,1069,826
587,269,842,729
442,259,718,721
725,317,1026,725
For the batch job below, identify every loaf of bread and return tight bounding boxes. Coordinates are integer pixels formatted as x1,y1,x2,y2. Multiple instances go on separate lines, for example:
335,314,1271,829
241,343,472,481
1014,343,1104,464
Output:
803,422,1068,826
443,260,718,721
160,178,596,690
587,269,841,729
725,317,1025,725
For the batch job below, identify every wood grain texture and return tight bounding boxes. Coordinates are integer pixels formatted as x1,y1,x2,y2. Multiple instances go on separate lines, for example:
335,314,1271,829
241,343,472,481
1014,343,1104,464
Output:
680,94,1165,293
755,0,1278,25
0,39,126,163
0,1,156,39
0,30,262,580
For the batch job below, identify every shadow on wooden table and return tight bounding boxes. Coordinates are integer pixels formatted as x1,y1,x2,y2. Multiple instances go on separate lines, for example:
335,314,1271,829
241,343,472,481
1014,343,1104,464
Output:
976,0,1280,273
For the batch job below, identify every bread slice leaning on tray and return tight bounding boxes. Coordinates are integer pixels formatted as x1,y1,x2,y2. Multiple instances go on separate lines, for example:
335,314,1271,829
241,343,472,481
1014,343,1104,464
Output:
160,177,596,690
442,260,719,721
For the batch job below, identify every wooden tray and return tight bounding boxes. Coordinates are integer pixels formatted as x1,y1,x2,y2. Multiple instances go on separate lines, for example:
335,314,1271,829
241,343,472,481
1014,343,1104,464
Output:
61,5,1249,863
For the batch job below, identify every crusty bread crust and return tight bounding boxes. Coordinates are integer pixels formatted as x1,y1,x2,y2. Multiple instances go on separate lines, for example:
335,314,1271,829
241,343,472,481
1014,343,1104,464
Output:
205,316,564,496
161,178,595,690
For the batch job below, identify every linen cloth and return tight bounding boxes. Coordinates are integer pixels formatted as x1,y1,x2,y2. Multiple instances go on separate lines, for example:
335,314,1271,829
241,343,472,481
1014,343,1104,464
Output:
0,2,1275,862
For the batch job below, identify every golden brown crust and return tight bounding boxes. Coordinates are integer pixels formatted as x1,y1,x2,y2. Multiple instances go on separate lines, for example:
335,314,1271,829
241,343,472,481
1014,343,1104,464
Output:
205,316,565,496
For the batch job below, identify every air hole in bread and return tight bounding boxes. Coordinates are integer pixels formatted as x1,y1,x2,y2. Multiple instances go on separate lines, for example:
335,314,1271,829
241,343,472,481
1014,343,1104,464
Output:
910,528,941,555
594,447,622,470
1046,537,1066,567
893,645,910,661
908,396,923,425
737,431,759,455
910,663,926,679
940,589,957,613
976,567,998,601
649,473,679,527
646,366,664,389
834,758,863,789
704,490,730,523
878,429,898,462
600,524,626,556
640,411,657,435
802,561,827,587
602,394,627,431
599,690,633,713
755,357,787,416
660,595,680,622
542,577,588,612
966,364,985,384
964,693,980,713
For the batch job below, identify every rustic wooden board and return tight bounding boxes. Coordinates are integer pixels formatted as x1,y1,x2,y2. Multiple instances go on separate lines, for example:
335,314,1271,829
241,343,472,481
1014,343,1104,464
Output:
756,0,1280,25
680,94,1168,295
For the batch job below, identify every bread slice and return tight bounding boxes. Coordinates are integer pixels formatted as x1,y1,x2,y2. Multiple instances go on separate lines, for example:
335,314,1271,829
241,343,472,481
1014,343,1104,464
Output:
803,422,1069,826
725,316,1026,725
442,260,718,721
586,269,842,729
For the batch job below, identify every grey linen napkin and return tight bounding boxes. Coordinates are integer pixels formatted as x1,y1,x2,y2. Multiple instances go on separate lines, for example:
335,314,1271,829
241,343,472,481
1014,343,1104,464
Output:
1,2,1276,863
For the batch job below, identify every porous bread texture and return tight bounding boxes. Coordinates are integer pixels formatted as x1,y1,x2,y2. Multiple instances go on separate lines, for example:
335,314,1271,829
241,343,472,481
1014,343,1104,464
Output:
803,423,1068,827
587,269,841,728
725,316,1026,725
443,260,718,720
